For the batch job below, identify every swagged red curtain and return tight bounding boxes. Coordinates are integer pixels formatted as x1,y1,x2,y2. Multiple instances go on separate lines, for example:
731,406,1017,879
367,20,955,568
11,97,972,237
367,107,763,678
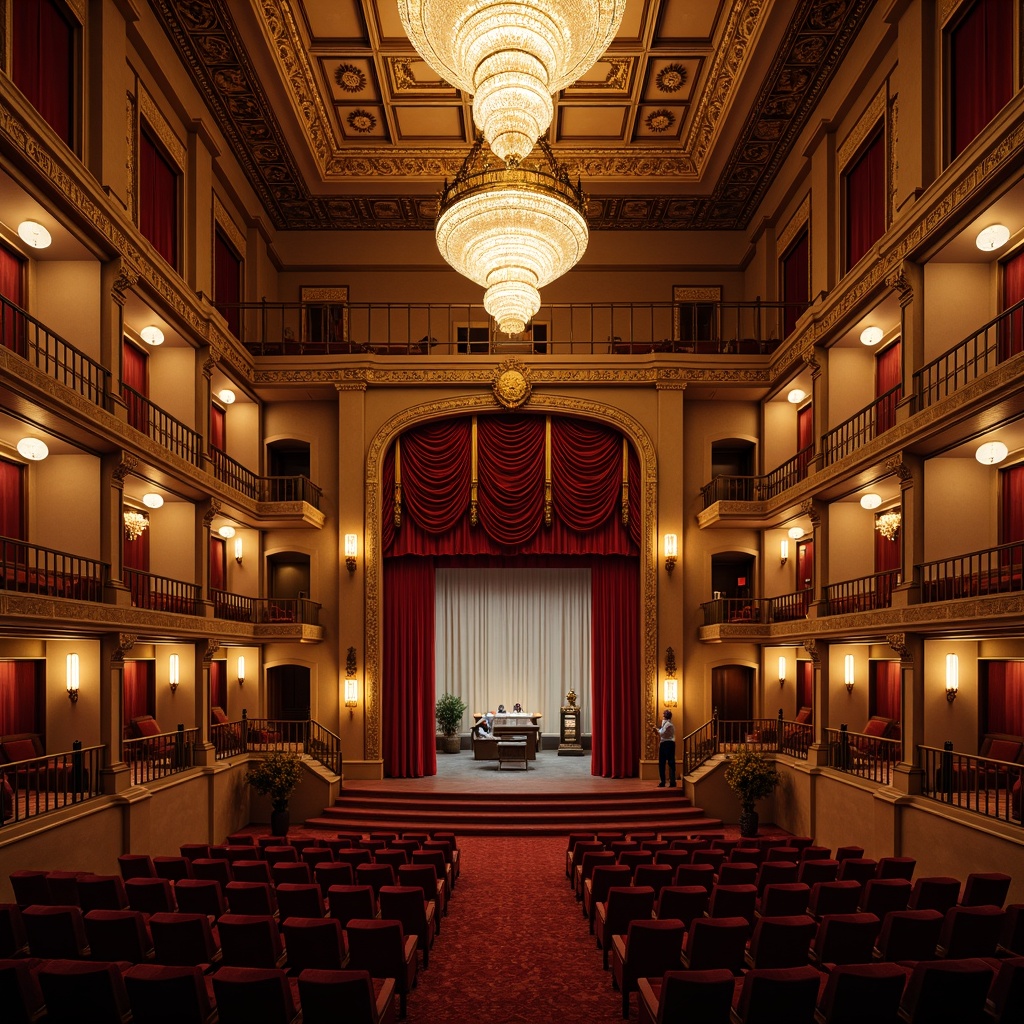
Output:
380,415,642,778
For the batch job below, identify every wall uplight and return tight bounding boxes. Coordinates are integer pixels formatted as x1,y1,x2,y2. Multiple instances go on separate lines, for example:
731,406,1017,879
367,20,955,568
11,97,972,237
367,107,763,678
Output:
778,656,787,687
780,539,789,565
140,325,164,346
976,224,1010,251
345,646,359,716
663,534,678,575
218,525,236,539
236,656,245,686
859,325,884,346
217,389,236,405
345,534,358,573
787,388,807,404
234,536,243,564
16,437,49,461
66,652,80,703
844,654,855,694
663,647,678,708
788,526,805,540
169,653,180,694
975,441,1008,465
945,653,959,704
860,493,882,510
18,220,52,248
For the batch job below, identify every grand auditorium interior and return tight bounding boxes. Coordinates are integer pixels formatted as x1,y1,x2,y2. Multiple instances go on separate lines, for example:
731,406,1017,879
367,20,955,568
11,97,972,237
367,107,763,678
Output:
1,0,1024,1017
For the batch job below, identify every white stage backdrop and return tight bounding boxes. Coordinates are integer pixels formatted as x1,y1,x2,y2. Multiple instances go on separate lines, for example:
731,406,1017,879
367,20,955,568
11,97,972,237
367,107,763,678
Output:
435,568,592,735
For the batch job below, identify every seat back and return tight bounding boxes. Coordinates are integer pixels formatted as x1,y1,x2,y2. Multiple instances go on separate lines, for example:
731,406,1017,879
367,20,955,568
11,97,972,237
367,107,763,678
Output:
817,963,907,1024
233,860,274,885
123,963,215,1024
379,886,431,945
77,874,129,913
149,912,219,967
907,876,961,915
23,904,89,958
718,862,758,887
733,965,821,1024
674,862,716,891
276,882,325,922
875,856,916,880
859,878,912,919
347,918,407,979
654,885,709,927
175,878,227,920
961,871,1012,908
938,904,1005,959
797,859,839,886
37,959,133,1024
589,864,632,907
692,849,726,871
1000,904,1024,956
707,883,757,928
212,966,298,1024
153,856,193,883
808,880,862,918
0,957,47,1024
810,912,879,967
621,917,685,977
683,915,749,973
836,858,879,886
633,864,674,898
271,861,313,887
327,884,377,927
125,877,177,915
758,882,810,918
118,853,157,880
218,914,285,969
9,869,51,907
754,861,798,892
605,885,656,935
226,881,277,917
898,958,994,1023
282,916,347,972
655,969,734,1024
191,858,233,887
986,956,1024,1024
355,862,396,899
83,908,152,963
746,914,817,968
298,968,391,1024
873,909,943,963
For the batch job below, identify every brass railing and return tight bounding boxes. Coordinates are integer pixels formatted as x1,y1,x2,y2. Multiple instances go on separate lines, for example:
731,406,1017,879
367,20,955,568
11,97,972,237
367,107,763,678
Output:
921,742,1022,826
820,384,901,466
761,445,814,498
0,536,106,601
125,568,202,615
700,598,766,626
769,589,812,622
123,725,199,785
824,570,899,614
679,712,812,773
121,383,203,465
0,742,104,826
825,725,900,785
919,541,1024,602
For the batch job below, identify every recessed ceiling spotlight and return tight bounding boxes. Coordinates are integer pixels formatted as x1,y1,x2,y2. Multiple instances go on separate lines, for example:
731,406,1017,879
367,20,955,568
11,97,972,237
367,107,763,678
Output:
975,441,1008,465
976,224,1010,251
218,525,236,539
787,388,806,404
16,437,49,460
860,326,884,346
140,325,164,346
218,389,236,405
787,526,805,540
860,493,882,510
18,221,52,248
142,493,164,509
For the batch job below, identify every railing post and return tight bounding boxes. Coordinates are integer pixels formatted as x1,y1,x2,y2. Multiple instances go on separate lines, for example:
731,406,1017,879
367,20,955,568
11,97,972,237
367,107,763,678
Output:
175,724,185,769
839,723,850,771
71,739,84,799
777,709,783,753
941,740,954,802
242,708,248,750
713,707,720,754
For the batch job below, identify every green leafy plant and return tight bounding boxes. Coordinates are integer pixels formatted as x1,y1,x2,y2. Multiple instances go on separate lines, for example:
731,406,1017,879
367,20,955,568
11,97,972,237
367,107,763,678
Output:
723,750,781,812
244,751,303,812
435,692,468,737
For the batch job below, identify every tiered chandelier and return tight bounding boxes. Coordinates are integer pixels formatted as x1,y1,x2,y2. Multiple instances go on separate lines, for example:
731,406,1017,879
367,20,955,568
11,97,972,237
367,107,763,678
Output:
399,0,624,334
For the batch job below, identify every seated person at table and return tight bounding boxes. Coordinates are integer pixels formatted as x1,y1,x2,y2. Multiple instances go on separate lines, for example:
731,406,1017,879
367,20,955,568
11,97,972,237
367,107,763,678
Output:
474,714,494,739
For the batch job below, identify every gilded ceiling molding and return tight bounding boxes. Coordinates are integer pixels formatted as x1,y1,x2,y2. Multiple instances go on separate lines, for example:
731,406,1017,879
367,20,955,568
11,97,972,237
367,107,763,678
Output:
838,86,886,171
138,86,188,171
202,500,222,529
63,0,86,22
886,263,913,306
777,193,811,255
938,0,971,28
800,498,821,530
113,260,141,299
888,93,899,223
125,92,136,221
213,193,246,258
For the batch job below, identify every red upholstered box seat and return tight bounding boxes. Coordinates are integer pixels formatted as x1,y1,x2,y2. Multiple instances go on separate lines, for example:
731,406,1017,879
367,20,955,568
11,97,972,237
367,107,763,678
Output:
0,733,88,793
128,716,176,759
941,734,1024,794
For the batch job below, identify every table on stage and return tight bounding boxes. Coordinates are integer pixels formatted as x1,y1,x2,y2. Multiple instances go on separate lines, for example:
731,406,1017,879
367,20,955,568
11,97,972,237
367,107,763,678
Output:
472,713,542,759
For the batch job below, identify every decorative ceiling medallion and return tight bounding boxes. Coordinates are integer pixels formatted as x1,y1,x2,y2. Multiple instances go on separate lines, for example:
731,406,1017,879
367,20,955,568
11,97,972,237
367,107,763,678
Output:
645,109,676,133
656,64,687,92
347,109,377,133
492,359,533,409
335,64,367,92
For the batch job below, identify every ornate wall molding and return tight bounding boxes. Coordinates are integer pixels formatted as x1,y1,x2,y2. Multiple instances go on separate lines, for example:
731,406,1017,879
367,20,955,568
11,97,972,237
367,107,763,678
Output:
802,639,820,663
113,634,137,662
204,639,221,662
885,454,913,482
138,85,187,171
112,452,139,483
887,633,911,660
838,85,886,171
938,0,971,28
777,192,811,255
125,92,137,221
212,193,246,258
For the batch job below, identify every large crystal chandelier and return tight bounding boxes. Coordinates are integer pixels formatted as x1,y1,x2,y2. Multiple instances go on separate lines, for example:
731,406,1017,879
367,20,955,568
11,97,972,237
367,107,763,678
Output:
398,0,625,166
436,137,588,335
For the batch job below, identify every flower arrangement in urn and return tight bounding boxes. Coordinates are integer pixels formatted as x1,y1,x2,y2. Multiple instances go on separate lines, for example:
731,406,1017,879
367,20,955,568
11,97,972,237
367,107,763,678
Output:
435,692,468,754
245,751,303,836
723,750,781,838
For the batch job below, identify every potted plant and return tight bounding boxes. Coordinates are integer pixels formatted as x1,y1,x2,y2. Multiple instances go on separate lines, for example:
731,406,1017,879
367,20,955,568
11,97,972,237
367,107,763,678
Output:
436,692,468,754
245,751,303,836
723,750,781,838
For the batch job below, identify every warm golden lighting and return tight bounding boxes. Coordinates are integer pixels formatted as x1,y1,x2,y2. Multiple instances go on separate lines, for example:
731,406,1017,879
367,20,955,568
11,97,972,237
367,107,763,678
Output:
780,539,789,565
663,677,678,708
237,656,245,686
844,654,855,694
217,388,236,405
860,493,881,510
663,533,678,575
234,536,243,564
399,0,625,166
345,534,358,573
788,526,805,540
859,326,884,346
787,388,806,404
975,441,1008,465
345,677,359,717
218,525,236,539
945,653,959,703
18,220,51,248
142,492,163,509
66,653,80,703
140,325,164,346
169,653,179,694
436,139,588,335
778,656,787,687
16,437,49,461
875,511,901,541
123,510,149,541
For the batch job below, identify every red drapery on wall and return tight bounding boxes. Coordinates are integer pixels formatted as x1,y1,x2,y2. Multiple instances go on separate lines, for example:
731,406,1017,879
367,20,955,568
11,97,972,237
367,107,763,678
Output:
1000,464,1024,545
12,0,74,148
782,230,809,338
123,521,150,573
0,242,24,353
122,341,148,432
123,661,154,730
845,129,885,270
875,341,902,433
211,405,226,451
872,662,901,721
214,230,242,338
1000,248,1024,360
797,662,813,713
0,661,40,735
210,536,226,591
986,661,1024,737
139,129,178,268
210,661,227,716
796,404,813,479
0,458,25,540
874,513,901,575
381,414,642,777
951,0,1013,160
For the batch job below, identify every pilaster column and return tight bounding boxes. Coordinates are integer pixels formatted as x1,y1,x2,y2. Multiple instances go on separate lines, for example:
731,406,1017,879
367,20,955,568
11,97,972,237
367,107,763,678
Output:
806,348,827,475
801,498,826,618
887,631,925,795
197,499,219,616
198,349,215,473
101,452,136,603
99,632,136,794
887,260,923,426
104,258,138,417
804,638,830,766
193,639,218,766
887,452,923,605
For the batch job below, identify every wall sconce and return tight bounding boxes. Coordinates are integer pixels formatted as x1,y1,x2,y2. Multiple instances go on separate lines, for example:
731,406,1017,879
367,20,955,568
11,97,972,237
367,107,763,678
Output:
345,534,358,573
66,652,80,703
345,647,359,716
234,537,243,564
778,656,787,687
663,647,678,707
663,534,677,575
780,539,789,565
169,653,179,694
237,656,245,686
945,653,959,703
844,654,855,694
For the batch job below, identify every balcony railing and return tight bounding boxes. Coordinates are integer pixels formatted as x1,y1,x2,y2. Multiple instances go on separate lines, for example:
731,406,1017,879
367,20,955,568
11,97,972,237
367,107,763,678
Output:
824,570,899,615
210,447,323,510
914,298,1023,408
762,445,814,499
211,711,343,775
221,299,799,357
920,541,1024,602
210,590,322,626
921,742,1022,826
700,446,814,510
0,536,106,601
0,742,104,826
700,476,757,505
769,589,812,622
820,384,901,466
125,569,202,615
680,719,717,775
1,295,112,409
701,598,765,626
825,724,899,785
121,384,203,465
123,725,199,785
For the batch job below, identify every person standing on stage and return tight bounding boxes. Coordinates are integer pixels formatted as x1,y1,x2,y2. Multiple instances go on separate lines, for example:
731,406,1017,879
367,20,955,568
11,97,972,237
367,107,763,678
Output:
653,709,676,787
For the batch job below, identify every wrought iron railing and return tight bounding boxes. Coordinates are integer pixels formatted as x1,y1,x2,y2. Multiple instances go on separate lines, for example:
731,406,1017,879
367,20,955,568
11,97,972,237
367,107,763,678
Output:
700,476,757,505
820,384,902,466
210,446,261,498
717,717,783,752
0,742,104,826
919,541,1024,602
121,383,203,465
761,445,814,498
825,724,899,785
921,742,1022,826
914,298,1024,408
210,591,322,626
123,725,199,785
700,597,766,626
768,589,812,622
211,712,343,776
0,536,106,601
125,568,202,615
680,719,717,775
209,448,323,510
700,445,814,510
0,294,112,409
679,712,812,773
824,570,899,614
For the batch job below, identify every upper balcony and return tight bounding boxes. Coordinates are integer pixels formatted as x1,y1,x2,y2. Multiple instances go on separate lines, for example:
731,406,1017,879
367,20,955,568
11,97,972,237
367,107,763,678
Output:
210,447,324,529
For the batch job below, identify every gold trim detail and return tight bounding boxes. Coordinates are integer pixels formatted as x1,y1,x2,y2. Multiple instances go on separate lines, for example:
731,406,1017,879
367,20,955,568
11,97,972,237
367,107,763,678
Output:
778,193,811,255
213,193,246,258
621,436,630,526
138,85,187,171
838,86,886,171
544,416,552,527
393,436,402,528
491,359,533,409
470,416,479,526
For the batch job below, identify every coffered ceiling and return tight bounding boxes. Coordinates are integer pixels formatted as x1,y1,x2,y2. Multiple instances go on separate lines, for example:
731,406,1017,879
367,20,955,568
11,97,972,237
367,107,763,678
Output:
150,0,873,230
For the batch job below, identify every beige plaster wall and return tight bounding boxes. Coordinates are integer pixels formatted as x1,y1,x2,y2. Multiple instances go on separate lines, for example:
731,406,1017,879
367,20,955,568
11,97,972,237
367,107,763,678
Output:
827,347,874,428
148,346,198,429
923,456,996,560
44,638,100,751
828,501,875,583
923,263,993,362
29,454,100,558
33,262,102,361
148,500,196,582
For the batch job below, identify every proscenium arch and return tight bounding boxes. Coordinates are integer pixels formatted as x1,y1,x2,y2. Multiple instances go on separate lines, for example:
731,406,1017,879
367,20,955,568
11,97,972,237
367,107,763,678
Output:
362,392,660,767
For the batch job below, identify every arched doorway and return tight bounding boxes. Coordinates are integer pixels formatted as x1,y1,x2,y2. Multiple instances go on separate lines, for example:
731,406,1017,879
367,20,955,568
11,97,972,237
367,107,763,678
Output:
268,665,310,721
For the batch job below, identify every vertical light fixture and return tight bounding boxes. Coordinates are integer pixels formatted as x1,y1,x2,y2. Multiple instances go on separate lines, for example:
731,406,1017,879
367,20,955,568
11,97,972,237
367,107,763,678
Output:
663,534,678,575
345,534,358,573
345,646,359,716
780,539,789,565
234,536,243,564
66,652,80,703
169,653,179,694
844,654,855,694
237,656,245,686
945,653,959,703
778,656,787,687
663,647,678,708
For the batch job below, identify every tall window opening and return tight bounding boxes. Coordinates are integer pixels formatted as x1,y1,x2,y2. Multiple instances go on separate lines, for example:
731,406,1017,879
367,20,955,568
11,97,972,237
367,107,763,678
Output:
139,127,179,269
844,127,885,271
11,0,76,148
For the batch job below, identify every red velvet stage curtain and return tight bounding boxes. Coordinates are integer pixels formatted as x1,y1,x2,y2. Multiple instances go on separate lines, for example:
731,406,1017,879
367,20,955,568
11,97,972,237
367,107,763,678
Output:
0,242,24,353
12,0,74,148
628,444,642,552
796,404,813,479
400,418,472,535
210,660,227,716
797,662,813,713
875,341,901,433
476,416,546,545
122,341,148,432
872,662,901,721
210,404,226,451
382,558,437,778
782,229,809,338
986,661,1024,737
123,661,154,728
210,536,226,591
950,0,1013,160
1000,464,1024,544
214,230,242,337
0,457,25,540
0,661,39,735
845,129,885,271
1000,248,1024,360
551,418,623,532
139,128,178,268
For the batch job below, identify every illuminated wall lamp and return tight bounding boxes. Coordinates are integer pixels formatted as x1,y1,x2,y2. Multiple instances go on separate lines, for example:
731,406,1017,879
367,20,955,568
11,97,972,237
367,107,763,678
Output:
778,656,787,688
345,534,358,573
237,656,245,687
945,653,959,704
844,654,855,694
345,647,359,716
66,652,80,703
169,653,179,694
780,539,789,565
234,537,243,564
663,534,677,575
663,647,678,708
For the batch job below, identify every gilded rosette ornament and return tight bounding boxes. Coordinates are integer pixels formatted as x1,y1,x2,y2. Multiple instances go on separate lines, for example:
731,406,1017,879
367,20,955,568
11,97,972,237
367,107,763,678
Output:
491,358,532,409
